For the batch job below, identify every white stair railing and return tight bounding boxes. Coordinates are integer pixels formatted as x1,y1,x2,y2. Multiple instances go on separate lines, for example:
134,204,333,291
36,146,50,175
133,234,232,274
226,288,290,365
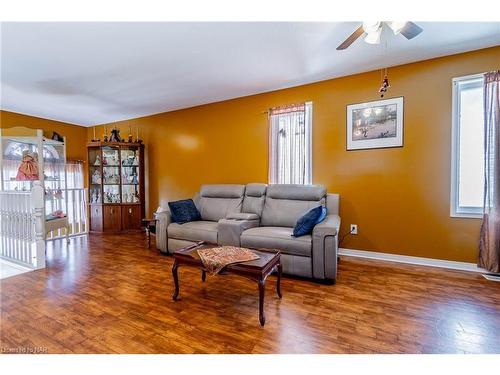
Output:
45,188,88,239
0,181,46,269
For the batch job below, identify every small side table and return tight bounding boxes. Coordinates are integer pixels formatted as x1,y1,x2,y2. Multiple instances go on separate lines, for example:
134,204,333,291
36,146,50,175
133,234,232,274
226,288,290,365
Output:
142,218,158,248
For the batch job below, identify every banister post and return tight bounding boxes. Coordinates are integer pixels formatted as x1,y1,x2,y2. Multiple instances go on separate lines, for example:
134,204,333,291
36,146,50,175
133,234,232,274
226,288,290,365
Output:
31,181,46,269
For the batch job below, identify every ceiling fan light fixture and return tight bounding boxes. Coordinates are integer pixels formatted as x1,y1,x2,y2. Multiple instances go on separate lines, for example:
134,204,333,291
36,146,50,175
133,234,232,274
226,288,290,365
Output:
362,21,381,34
387,21,408,35
364,28,382,44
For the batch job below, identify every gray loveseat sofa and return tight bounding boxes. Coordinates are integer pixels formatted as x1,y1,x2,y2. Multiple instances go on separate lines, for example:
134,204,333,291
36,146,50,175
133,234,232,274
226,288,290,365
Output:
155,183,340,282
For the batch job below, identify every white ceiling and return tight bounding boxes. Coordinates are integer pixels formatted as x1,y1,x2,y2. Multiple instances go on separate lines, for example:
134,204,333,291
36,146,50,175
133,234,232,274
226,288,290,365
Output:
1,22,499,126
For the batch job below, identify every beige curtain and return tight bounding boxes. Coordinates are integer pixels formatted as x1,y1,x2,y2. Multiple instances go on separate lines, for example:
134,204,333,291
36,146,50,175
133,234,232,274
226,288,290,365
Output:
479,70,500,273
269,102,312,184
65,161,84,189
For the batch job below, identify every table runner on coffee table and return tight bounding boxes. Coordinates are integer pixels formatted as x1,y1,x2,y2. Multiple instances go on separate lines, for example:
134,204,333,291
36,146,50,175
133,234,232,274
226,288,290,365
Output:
197,246,260,275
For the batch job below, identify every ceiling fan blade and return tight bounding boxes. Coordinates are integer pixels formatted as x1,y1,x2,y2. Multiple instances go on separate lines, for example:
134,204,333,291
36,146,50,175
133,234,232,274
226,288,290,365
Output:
400,22,423,40
336,26,364,50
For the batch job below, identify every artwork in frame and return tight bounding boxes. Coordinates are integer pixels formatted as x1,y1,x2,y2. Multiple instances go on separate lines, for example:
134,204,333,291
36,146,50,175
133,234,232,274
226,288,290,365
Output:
346,96,404,150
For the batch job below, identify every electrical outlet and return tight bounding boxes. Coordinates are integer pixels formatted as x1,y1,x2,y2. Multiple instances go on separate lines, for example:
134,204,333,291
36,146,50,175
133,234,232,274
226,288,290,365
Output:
350,224,358,235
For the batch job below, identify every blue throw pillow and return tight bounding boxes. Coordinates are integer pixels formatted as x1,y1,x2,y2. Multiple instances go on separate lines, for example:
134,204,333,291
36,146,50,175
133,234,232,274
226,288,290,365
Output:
293,206,323,237
168,199,201,224
315,206,327,225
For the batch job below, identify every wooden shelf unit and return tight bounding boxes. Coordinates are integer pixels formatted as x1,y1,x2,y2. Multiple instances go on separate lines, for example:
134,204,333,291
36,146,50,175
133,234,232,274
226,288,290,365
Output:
87,142,145,233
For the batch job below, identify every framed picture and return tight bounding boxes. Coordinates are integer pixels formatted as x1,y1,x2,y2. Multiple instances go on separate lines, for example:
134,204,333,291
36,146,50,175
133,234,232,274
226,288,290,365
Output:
346,96,404,150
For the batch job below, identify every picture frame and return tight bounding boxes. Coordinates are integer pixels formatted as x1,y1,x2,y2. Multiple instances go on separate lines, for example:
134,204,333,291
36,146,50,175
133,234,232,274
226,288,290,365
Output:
346,96,404,150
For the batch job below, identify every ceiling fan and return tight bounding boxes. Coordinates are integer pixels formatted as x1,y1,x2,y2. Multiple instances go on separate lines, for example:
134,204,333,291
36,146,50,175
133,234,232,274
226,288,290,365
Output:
337,21,423,50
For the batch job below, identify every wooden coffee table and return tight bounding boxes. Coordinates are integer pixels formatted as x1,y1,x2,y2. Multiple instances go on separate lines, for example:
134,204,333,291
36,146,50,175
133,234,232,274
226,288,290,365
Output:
172,241,282,326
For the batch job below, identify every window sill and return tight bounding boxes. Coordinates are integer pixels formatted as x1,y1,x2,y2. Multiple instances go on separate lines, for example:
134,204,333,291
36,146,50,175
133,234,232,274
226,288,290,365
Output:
450,211,483,219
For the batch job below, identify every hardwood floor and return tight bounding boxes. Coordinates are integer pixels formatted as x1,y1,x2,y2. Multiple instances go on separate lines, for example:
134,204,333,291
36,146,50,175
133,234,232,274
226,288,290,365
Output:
1,233,499,354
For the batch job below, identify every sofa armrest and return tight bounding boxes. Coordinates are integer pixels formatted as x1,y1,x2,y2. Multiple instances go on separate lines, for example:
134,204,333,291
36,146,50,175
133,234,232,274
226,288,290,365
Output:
312,214,341,280
154,209,172,254
226,212,260,221
218,218,260,246
313,214,340,237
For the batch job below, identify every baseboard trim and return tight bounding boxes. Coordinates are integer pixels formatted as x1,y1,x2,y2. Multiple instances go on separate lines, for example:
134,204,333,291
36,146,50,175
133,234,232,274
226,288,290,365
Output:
483,274,500,282
338,247,487,273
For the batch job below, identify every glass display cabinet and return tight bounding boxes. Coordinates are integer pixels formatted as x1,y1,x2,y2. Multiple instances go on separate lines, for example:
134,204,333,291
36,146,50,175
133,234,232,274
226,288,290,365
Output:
87,141,145,232
0,127,69,241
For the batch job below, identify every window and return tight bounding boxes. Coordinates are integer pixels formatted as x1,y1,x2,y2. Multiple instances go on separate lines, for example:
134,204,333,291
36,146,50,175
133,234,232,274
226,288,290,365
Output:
269,102,312,184
65,161,84,189
451,74,485,217
3,142,59,161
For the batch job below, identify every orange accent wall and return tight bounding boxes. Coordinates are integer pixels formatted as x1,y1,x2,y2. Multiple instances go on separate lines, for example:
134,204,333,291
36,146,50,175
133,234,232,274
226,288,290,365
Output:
90,46,499,263
0,110,87,162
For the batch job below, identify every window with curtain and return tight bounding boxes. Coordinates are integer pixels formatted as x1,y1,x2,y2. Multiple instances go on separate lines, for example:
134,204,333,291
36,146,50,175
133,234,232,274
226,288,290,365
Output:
451,74,485,217
65,161,84,189
269,102,312,184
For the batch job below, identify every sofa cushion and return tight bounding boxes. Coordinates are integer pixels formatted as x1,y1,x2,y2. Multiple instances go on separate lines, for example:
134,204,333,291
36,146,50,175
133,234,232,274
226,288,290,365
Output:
242,183,267,216
245,183,267,197
240,226,311,257
261,198,325,228
168,220,218,243
316,206,327,224
267,184,326,201
200,184,245,198
260,184,326,227
198,197,243,221
197,184,245,221
226,212,260,220
168,199,201,224
293,206,323,237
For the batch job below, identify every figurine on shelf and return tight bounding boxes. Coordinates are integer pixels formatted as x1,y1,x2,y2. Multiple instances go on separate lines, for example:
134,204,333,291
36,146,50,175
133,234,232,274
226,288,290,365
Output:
133,192,140,203
54,189,63,199
122,155,135,166
132,155,138,165
91,190,97,203
109,128,121,143
104,153,118,166
94,155,101,166
106,169,119,184
104,191,120,203
131,172,139,184
51,131,64,142
128,126,133,143
16,150,39,181
91,170,101,184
